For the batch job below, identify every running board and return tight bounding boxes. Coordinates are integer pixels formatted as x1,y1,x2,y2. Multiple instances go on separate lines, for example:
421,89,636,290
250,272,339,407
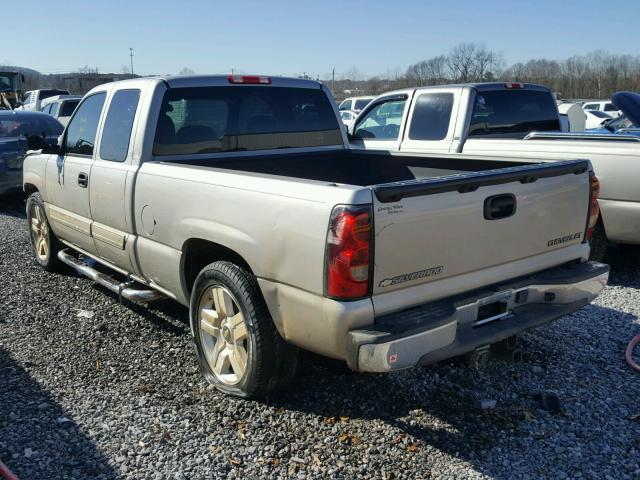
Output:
57,249,164,303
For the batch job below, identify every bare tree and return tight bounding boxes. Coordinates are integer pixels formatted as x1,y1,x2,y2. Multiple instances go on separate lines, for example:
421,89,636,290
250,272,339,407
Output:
178,67,195,76
447,43,478,82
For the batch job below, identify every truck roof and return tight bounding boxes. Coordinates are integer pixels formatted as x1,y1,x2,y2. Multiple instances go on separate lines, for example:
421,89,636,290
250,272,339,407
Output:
85,75,324,95
378,82,553,98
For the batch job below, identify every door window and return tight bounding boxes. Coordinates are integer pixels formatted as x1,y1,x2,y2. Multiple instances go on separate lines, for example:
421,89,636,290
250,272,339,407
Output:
64,92,106,156
353,99,406,140
583,103,598,111
408,93,454,141
99,89,140,162
603,103,617,112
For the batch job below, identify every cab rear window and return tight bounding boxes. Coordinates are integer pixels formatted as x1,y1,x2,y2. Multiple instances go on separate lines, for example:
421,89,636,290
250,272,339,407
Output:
154,86,341,155
469,90,560,138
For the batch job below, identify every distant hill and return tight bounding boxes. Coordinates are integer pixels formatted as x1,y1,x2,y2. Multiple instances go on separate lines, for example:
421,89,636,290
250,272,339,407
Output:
0,65,140,95
0,65,41,76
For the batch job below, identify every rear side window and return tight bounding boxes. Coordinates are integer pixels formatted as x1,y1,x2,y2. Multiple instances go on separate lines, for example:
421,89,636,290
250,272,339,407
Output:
65,93,106,156
154,86,341,155
60,100,79,117
408,93,454,141
469,90,560,138
583,103,598,110
354,98,371,110
100,89,140,162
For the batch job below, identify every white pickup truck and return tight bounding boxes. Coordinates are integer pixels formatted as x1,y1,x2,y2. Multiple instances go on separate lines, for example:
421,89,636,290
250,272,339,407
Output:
23,75,607,398
348,83,640,259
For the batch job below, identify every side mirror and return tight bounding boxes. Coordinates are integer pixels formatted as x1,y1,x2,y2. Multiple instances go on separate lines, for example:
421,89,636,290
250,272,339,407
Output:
25,134,60,154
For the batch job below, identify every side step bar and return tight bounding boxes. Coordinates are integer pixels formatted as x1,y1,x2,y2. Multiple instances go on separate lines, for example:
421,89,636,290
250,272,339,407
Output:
57,249,164,303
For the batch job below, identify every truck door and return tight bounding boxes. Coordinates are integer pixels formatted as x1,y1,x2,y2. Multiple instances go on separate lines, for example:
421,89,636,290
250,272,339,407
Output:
399,88,462,154
349,94,410,151
45,92,106,254
89,88,142,273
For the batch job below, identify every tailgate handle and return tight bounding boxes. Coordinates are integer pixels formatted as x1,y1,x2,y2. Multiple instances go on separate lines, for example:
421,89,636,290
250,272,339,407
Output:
484,194,516,220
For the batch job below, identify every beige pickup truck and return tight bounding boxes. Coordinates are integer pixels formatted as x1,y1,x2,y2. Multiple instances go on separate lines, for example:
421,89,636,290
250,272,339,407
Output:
23,75,608,398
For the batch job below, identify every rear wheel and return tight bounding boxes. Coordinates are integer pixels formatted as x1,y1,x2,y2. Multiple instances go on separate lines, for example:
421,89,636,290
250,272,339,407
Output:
26,192,63,271
190,261,298,398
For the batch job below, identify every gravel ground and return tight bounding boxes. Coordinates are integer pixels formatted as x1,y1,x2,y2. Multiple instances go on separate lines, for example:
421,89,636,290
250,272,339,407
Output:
1,194,640,480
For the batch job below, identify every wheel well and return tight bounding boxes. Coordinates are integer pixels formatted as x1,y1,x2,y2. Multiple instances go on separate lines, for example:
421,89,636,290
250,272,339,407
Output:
24,183,38,195
182,239,254,295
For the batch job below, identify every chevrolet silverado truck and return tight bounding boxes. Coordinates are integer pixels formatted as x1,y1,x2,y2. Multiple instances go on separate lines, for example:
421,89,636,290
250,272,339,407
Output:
23,75,608,398
348,83,640,260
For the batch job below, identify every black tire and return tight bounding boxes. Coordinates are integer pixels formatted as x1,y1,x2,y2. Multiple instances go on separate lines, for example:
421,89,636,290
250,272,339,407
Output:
589,219,607,262
189,261,298,398
26,192,64,272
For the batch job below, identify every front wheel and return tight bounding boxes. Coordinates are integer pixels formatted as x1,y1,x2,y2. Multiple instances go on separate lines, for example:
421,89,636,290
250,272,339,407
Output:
189,261,298,398
26,192,63,271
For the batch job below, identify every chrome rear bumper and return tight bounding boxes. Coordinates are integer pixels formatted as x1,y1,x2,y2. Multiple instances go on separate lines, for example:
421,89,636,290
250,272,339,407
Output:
347,261,609,372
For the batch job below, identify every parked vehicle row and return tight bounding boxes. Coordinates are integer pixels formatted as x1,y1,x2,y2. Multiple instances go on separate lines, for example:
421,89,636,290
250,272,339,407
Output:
347,83,640,259
582,99,621,117
21,75,607,398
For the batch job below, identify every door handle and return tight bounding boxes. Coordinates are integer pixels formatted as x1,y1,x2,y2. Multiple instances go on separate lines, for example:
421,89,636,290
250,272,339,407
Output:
484,194,516,220
78,172,89,188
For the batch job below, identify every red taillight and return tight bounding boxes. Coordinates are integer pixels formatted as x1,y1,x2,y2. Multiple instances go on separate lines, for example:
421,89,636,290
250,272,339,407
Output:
505,82,524,89
586,174,600,240
325,205,373,300
227,75,271,85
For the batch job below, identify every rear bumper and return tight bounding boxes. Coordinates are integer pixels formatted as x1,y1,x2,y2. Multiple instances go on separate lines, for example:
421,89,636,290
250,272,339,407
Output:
346,261,609,372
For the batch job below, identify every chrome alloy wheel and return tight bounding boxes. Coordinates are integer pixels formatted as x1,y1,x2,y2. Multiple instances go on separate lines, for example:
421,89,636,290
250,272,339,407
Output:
30,203,50,262
198,285,249,385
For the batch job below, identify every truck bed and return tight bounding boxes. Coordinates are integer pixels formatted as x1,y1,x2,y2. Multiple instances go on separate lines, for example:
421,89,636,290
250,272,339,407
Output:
175,149,531,187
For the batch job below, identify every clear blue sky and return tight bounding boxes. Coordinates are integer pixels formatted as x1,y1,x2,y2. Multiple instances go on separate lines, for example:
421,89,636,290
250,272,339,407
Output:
5,0,639,78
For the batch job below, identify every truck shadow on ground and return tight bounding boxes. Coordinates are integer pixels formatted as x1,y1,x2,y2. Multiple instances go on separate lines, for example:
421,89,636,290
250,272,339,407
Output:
0,347,118,480
605,244,640,288
0,193,26,218
263,299,640,477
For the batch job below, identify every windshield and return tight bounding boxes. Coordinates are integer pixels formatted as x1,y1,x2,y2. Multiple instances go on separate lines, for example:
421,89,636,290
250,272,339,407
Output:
0,74,16,93
0,115,64,138
469,89,560,138
39,89,69,101
154,86,341,155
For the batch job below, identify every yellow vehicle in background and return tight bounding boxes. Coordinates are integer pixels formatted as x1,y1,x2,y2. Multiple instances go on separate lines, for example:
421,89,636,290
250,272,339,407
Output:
0,71,25,110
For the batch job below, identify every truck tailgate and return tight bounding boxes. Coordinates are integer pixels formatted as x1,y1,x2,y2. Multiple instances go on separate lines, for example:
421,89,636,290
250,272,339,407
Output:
370,160,591,305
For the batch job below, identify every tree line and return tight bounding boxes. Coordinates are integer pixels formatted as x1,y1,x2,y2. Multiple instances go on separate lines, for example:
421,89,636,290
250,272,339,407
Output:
327,44,640,100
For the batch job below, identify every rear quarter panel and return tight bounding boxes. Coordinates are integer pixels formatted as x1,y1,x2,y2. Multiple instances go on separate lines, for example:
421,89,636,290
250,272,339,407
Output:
132,162,371,303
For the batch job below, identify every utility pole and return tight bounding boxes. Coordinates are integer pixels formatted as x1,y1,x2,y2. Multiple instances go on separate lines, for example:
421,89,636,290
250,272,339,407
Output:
332,67,335,94
129,48,134,75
